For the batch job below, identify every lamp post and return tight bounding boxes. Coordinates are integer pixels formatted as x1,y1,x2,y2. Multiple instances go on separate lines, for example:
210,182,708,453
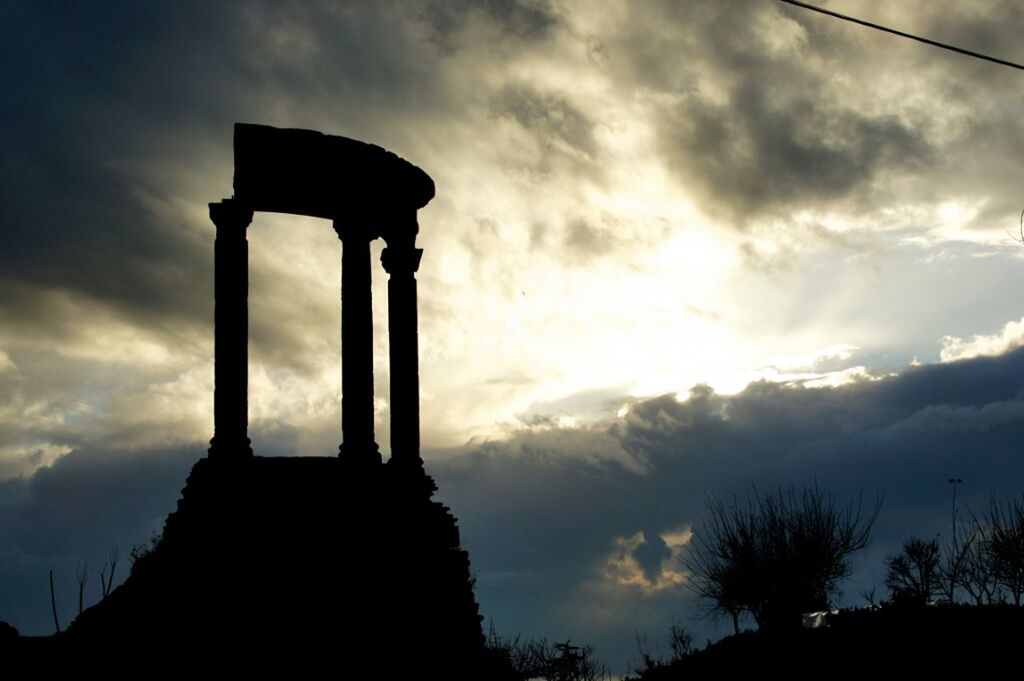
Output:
948,476,963,547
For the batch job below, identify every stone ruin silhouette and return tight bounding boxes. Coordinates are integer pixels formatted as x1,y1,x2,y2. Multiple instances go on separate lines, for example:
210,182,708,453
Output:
210,123,433,474
39,124,492,676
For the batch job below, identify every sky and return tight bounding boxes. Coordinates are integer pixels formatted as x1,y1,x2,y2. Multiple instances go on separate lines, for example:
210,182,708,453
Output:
2,0,1024,671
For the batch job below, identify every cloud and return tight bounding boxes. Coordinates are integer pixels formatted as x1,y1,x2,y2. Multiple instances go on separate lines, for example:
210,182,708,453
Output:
601,527,690,595
659,81,930,221
626,0,934,224
0,445,195,632
433,346,1024,668
490,82,600,165
940,317,1024,361
419,0,559,48
2,341,1024,669
0,0,667,459
0,0,524,371
565,0,1024,250
4,0,1024,465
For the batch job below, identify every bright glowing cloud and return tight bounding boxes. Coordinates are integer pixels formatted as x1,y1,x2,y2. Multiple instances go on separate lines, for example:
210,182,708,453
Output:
940,317,1024,362
602,526,692,596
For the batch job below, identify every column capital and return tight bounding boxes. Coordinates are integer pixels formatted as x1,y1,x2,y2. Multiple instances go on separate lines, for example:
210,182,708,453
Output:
332,217,383,243
209,199,253,231
381,246,423,275
380,210,419,248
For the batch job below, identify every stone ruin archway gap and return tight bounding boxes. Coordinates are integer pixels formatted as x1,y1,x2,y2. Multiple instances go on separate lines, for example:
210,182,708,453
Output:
243,213,341,453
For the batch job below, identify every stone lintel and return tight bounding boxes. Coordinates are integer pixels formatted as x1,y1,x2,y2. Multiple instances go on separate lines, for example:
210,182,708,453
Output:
233,123,434,222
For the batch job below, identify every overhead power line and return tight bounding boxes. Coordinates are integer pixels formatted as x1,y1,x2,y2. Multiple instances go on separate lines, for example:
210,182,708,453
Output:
777,0,1024,72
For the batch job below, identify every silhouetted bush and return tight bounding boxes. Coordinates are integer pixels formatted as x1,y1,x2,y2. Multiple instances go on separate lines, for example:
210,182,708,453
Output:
628,603,1024,679
682,484,880,632
632,622,694,676
128,532,161,566
484,623,610,680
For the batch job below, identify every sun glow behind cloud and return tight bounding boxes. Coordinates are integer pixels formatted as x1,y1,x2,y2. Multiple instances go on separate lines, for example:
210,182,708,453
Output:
1,0,1021,478
602,526,692,596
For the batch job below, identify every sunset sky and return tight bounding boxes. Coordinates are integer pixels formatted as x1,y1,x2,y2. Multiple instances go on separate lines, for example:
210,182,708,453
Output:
3,0,1024,670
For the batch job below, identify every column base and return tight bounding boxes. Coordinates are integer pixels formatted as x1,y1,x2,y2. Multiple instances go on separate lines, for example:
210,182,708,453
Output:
207,436,254,460
337,442,383,467
386,457,437,498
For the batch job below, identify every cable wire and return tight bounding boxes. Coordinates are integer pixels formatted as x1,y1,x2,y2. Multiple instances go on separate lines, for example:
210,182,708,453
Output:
777,0,1024,72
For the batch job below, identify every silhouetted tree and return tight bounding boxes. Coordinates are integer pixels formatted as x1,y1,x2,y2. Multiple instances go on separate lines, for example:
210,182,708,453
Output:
76,561,88,616
683,485,880,632
886,537,942,604
99,546,119,599
958,527,1001,605
983,496,1024,604
49,569,61,634
937,526,975,604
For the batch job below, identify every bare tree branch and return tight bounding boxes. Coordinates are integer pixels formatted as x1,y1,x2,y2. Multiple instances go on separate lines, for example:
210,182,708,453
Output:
76,560,88,616
49,569,61,634
100,545,119,598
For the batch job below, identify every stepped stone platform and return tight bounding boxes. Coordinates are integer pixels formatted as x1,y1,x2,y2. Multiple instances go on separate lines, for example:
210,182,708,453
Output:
50,455,488,675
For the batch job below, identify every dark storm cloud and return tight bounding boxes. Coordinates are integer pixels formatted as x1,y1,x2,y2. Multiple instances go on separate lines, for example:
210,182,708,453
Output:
491,84,598,159
0,0,577,379
433,347,1024,665
609,0,933,221
0,1,450,364
0,445,196,633
0,2,240,331
660,83,929,220
3,342,1024,661
867,2,1024,234
418,0,558,48
563,218,618,259
3,446,195,557
917,1,1024,69
2,0,1020,359
583,0,1021,232
486,82,606,197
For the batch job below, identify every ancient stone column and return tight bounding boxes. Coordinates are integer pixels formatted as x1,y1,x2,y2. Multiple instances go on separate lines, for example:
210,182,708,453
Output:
335,221,382,465
381,224,424,470
209,199,254,460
